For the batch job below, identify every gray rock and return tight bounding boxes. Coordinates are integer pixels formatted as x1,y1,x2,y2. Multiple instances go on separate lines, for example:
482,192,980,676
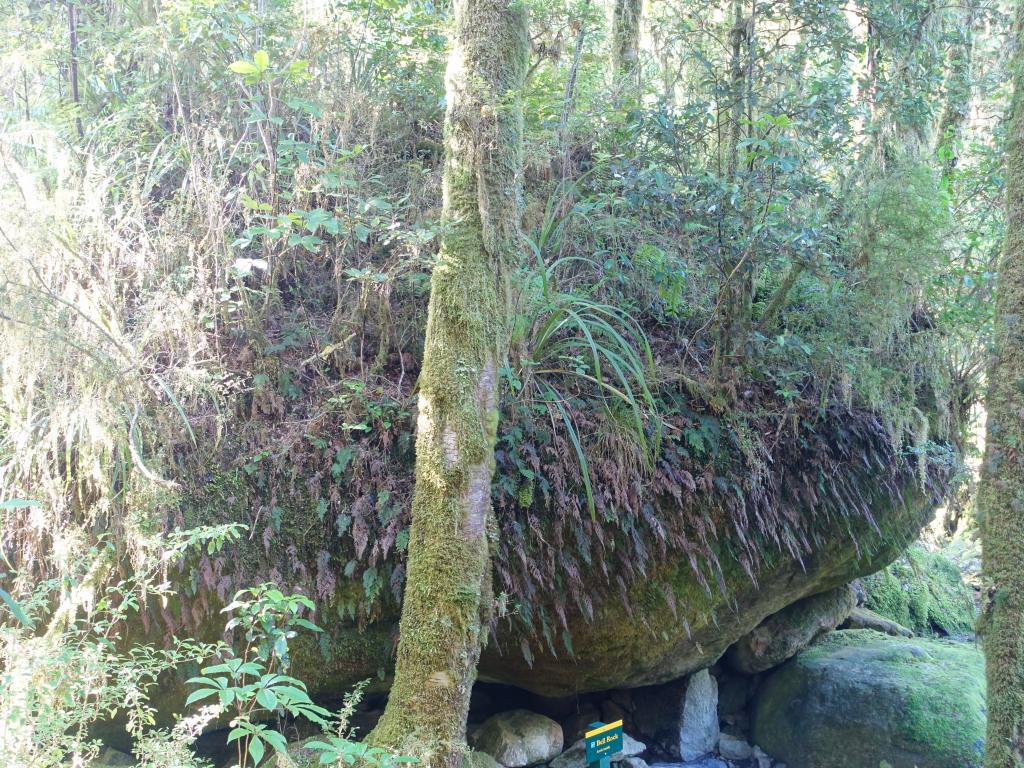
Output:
678,669,719,762
617,734,647,759
632,670,718,761
471,709,564,768
717,732,753,761
726,586,856,674
550,733,646,768
618,758,649,768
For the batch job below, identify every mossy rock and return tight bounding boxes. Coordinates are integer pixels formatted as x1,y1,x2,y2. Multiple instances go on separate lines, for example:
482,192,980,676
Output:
480,483,933,695
862,543,977,636
750,630,986,768
726,585,856,674
469,709,563,767
95,475,936,752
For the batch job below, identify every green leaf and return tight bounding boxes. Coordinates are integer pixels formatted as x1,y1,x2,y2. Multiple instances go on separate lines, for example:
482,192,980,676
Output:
273,684,313,706
0,499,41,510
248,735,266,766
229,60,259,75
262,729,288,753
184,688,218,707
185,675,226,689
0,588,31,628
253,50,270,71
237,661,263,676
256,687,278,711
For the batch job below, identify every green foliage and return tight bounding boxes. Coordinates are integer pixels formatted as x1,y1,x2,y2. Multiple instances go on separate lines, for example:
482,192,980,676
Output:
0,522,243,766
0,0,1000,696
301,736,419,768
507,248,660,518
186,585,333,767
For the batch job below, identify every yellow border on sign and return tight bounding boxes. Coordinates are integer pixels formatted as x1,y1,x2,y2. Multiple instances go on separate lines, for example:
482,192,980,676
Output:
585,720,623,739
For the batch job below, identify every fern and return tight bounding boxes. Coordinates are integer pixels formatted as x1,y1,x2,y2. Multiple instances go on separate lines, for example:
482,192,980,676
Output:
509,251,661,519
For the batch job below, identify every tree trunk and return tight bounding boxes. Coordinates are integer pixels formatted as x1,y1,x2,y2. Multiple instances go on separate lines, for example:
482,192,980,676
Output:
368,2,528,767
935,0,978,183
560,3,591,182
611,0,642,90
980,2,1024,766
713,0,751,377
67,0,84,138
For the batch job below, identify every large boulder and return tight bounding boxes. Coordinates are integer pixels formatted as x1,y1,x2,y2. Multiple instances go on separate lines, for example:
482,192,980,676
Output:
480,483,932,695
97,477,937,749
726,585,856,673
749,629,986,768
470,709,564,768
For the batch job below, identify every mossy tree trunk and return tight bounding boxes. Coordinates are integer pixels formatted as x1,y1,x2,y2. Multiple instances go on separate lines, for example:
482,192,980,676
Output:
980,2,1024,765
611,0,642,92
935,0,978,183
368,2,528,766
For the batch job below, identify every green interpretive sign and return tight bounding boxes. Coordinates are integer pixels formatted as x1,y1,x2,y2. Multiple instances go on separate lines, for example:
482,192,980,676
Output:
585,720,623,767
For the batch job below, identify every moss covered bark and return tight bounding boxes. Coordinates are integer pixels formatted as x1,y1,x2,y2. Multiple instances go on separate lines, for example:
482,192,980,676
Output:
935,0,978,183
367,2,528,766
611,0,642,88
980,2,1024,764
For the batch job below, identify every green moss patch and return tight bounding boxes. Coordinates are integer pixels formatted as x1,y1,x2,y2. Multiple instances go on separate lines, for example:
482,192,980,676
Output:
751,630,986,768
862,543,977,636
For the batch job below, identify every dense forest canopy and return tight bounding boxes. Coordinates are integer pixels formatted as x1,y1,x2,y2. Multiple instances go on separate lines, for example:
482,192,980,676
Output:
0,0,1019,766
